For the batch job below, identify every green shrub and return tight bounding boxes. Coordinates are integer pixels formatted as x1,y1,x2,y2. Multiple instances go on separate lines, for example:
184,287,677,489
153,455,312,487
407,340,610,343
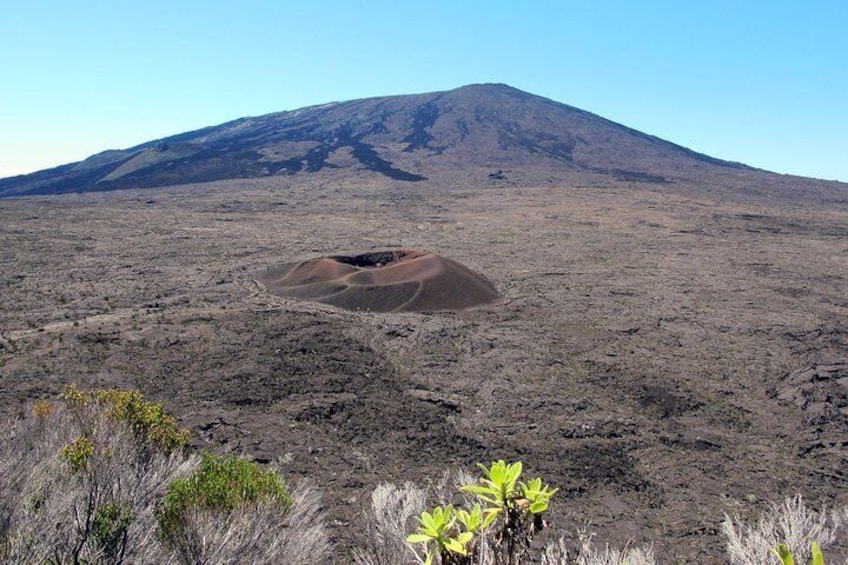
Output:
61,387,189,454
58,435,95,473
156,452,292,547
92,501,133,562
2,388,195,563
4,388,328,564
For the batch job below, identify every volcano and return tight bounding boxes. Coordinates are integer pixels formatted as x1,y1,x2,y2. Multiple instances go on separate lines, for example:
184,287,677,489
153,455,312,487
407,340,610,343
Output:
0,83,800,199
258,250,499,313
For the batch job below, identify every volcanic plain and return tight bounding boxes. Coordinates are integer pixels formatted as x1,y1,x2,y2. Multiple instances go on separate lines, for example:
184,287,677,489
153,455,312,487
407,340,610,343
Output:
2,173,847,561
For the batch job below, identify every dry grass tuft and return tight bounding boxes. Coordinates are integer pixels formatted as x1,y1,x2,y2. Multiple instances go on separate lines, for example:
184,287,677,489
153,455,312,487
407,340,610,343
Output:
541,528,656,565
352,482,427,565
722,495,844,565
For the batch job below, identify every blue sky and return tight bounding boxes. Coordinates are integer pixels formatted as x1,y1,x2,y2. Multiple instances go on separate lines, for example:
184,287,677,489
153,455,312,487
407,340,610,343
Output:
1,1,846,181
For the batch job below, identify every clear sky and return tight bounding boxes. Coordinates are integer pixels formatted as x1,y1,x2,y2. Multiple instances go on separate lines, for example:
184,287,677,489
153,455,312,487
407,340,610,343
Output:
1,0,846,181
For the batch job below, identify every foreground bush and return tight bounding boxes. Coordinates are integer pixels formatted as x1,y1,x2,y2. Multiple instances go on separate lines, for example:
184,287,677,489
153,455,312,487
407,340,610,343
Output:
354,462,652,565
62,388,190,455
2,387,845,563
156,452,299,563
158,452,292,538
352,482,428,565
0,388,328,564
723,495,846,565
354,467,846,565
421,460,557,564
541,529,657,565
0,389,196,563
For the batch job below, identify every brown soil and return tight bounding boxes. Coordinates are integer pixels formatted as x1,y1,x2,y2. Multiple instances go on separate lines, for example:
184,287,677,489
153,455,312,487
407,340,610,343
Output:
1,175,847,561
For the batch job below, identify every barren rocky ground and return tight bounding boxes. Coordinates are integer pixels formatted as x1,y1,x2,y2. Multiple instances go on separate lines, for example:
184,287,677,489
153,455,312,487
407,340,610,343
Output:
2,174,847,562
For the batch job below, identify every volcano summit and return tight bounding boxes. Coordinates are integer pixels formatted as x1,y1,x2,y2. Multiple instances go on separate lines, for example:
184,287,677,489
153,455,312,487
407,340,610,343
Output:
0,83,782,198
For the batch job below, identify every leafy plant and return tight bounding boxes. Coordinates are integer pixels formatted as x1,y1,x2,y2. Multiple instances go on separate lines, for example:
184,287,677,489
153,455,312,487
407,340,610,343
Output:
156,452,292,548
407,460,558,565
407,505,474,565
92,501,133,562
462,460,523,517
456,504,498,536
61,387,189,454
59,436,95,473
518,477,557,515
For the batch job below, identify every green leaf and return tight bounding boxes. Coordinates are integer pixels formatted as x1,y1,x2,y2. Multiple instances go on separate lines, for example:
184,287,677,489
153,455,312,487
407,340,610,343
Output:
482,509,499,529
444,539,468,555
456,531,474,545
810,541,824,565
456,504,485,532
773,543,795,565
518,476,558,516
529,499,548,514
523,477,542,493
508,461,523,482
407,533,433,544
462,485,498,496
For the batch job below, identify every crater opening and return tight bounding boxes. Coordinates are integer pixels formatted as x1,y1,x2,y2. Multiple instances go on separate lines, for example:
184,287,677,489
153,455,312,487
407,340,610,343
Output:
329,250,416,269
